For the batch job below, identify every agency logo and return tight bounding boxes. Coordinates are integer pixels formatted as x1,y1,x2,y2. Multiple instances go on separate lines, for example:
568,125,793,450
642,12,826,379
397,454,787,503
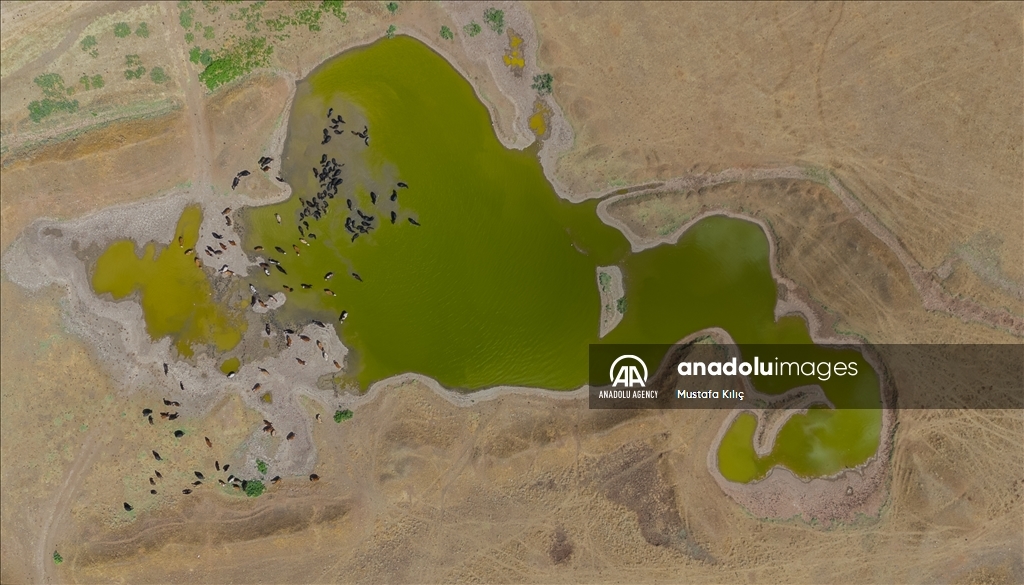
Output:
610,354,648,388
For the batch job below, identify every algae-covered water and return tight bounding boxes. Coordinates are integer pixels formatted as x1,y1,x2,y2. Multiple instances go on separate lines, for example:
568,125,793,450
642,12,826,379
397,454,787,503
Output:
94,36,882,483
91,205,246,357
220,357,241,375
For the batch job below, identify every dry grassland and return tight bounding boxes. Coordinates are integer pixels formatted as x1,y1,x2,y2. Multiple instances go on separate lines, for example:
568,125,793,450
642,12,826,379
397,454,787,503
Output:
1,2,1021,583
529,1,1022,308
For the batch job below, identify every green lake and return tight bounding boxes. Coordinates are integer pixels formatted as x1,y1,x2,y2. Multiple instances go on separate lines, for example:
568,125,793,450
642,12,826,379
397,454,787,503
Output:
94,36,882,483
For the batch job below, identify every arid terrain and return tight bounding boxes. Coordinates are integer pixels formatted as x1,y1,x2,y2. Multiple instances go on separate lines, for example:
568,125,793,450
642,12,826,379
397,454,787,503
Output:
2,2,1021,583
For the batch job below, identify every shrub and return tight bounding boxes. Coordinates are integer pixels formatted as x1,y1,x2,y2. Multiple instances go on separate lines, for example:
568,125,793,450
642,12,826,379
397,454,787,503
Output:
92,74,104,89
35,73,68,96
616,297,628,314
198,35,273,90
321,0,347,22
150,67,168,83
125,66,146,80
136,22,150,38
483,8,504,34
28,74,79,122
228,2,265,33
28,98,78,122
244,479,265,497
124,56,145,80
264,17,287,32
203,25,215,40
256,459,268,474
80,35,97,52
179,5,194,29
463,21,481,37
333,409,353,423
440,25,453,40
531,73,553,95
598,272,611,292
386,2,398,14
114,22,131,38
53,551,63,565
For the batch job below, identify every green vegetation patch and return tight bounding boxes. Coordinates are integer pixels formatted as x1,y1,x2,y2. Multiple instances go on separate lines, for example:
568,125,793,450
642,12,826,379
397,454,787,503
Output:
124,54,145,80
246,37,883,483
80,35,98,57
178,1,195,29
295,7,322,31
189,46,214,66
440,25,453,40
28,73,79,123
136,22,150,38
244,479,265,497
532,73,553,95
229,1,266,33
150,67,169,84
114,22,131,38
256,459,268,474
198,35,273,91
385,24,396,39
463,21,481,37
220,357,240,375
598,271,611,292
386,2,399,14
76,74,104,91
616,296,628,314
183,2,347,92
92,205,246,356
321,0,347,22
333,409,353,423
53,551,63,565
483,8,505,34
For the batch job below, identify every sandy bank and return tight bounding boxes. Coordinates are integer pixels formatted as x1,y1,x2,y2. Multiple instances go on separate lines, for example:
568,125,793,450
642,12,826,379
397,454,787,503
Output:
597,265,624,338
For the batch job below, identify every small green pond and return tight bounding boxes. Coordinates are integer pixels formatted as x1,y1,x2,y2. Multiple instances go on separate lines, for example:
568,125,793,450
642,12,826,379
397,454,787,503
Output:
220,357,241,375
